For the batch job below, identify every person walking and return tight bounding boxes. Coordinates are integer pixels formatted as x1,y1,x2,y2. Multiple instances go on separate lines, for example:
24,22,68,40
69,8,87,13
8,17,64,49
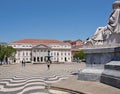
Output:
22,60,26,67
22,60,24,67
47,61,51,70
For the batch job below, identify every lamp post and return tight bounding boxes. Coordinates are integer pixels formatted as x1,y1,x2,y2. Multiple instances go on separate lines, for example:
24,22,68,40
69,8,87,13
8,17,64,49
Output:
47,49,51,62
45,49,52,63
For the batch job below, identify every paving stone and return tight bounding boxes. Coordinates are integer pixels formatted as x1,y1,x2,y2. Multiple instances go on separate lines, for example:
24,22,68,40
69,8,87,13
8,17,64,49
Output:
0,63,85,94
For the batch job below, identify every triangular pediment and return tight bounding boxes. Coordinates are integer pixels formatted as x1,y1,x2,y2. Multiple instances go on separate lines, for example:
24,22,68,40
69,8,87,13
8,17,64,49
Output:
32,44,51,49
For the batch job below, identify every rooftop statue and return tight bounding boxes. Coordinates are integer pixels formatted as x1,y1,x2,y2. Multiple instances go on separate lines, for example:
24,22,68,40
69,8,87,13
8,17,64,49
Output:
85,1,120,46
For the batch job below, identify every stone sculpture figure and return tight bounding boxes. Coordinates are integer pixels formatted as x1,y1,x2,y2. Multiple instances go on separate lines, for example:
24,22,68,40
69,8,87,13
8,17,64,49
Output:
85,1,120,46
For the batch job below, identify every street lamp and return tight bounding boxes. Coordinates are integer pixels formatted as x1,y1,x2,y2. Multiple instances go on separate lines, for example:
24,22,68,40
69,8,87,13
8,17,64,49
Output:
45,49,52,63
47,49,50,62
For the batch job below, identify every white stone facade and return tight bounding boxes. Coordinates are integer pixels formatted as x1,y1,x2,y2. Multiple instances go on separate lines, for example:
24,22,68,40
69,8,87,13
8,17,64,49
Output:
9,41,71,63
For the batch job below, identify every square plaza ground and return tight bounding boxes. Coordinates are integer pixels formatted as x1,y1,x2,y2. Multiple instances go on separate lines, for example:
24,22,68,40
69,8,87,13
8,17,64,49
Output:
0,62,120,94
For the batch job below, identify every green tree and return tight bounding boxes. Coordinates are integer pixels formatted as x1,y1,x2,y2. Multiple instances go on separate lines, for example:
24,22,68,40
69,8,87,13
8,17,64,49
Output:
5,46,16,63
0,45,5,64
0,45,16,64
73,50,86,62
5,46,16,57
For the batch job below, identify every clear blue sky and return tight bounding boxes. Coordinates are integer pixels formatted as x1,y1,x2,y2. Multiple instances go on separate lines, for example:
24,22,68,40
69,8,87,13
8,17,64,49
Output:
0,0,115,42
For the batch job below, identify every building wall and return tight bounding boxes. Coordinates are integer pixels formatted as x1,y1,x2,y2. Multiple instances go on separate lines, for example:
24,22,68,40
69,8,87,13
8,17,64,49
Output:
15,49,32,63
9,43,71,63
50,50,71,62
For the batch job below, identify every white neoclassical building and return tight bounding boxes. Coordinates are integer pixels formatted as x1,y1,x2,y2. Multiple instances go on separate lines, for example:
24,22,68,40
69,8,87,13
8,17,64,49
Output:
9,39,72,63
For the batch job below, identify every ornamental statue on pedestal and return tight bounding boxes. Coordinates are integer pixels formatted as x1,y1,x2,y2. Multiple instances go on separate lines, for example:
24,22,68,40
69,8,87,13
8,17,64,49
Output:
85,1,120,46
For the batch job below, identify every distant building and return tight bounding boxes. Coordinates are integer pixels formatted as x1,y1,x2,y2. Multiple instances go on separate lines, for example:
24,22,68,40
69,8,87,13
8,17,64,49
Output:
63,39,83,48
9,39,71,63
63,39,84,57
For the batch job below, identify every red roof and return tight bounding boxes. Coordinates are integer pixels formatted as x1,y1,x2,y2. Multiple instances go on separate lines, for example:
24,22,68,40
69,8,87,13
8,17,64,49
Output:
63,39,83,46
11,39,68,44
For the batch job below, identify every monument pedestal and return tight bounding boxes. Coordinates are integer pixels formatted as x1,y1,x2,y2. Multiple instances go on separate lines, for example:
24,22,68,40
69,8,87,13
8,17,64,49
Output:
78,46,120,83
84,46,120,64
78,0,120,88
78,64,104,81
100,61,120,89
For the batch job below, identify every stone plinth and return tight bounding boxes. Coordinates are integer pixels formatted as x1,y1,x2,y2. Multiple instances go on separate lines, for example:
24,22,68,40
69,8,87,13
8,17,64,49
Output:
78,47,120,82
104,61,120,71
100,61,120,89
78,64,104,81
83,46,120,64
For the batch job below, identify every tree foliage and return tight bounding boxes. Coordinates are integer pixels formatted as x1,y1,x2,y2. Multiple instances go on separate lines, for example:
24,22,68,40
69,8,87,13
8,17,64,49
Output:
5,46,16,57
0,45,16,63
73,50,86,60
0,45,5,61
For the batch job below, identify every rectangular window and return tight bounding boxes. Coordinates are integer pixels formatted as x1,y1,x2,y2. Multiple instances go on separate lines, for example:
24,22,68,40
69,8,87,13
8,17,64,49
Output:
18,52,20,56
23,52,24,56
54,52,56,56
68,52,70,55
26,52,28,56
65,53,66,56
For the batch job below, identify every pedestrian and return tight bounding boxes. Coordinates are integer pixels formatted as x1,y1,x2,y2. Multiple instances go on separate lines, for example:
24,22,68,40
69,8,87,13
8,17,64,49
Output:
47,61,51,70
22,60,24,67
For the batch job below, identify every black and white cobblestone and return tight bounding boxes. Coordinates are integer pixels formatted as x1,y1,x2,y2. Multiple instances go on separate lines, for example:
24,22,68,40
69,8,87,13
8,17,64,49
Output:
0,63,85,94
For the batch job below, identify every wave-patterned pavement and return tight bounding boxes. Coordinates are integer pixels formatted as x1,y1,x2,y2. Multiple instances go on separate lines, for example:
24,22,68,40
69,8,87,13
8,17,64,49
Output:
0,75,70,94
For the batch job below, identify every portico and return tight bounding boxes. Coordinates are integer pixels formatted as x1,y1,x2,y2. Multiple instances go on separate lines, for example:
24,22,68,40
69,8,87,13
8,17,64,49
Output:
31,44,50,63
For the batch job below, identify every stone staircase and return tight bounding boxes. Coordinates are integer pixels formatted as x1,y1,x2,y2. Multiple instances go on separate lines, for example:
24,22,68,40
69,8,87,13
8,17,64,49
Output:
100,61,120,89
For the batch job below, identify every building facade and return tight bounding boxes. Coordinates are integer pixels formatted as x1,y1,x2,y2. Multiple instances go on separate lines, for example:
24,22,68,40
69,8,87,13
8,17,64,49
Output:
9,39,71,63
63,39,83,48
63,39,84,59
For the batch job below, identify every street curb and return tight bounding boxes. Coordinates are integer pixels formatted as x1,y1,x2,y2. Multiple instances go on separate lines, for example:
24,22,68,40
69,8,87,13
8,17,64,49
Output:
45,85,87,94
